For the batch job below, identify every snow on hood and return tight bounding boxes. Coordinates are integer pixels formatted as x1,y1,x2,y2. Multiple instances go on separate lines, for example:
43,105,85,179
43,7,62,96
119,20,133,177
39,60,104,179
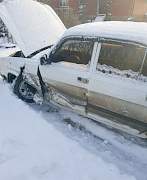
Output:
0,0,66,57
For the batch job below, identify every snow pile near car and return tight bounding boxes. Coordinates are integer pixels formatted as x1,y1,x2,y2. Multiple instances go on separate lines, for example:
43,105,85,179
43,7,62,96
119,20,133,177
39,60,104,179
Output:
0,80,136,180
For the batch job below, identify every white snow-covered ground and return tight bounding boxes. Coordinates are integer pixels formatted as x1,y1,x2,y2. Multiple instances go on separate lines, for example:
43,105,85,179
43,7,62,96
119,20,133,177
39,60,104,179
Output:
0,79,137,180
0,46,147,180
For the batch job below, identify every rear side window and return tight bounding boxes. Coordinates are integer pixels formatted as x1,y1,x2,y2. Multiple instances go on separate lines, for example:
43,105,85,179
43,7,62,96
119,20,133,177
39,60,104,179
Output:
97,41,145,78
51,39,94,65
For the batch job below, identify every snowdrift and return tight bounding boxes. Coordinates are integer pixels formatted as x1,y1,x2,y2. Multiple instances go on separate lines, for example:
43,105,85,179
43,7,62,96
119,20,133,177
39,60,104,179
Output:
0,81,136,180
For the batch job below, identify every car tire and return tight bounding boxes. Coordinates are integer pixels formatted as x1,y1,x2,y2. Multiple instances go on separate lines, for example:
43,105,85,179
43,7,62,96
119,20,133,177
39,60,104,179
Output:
13,75,37,103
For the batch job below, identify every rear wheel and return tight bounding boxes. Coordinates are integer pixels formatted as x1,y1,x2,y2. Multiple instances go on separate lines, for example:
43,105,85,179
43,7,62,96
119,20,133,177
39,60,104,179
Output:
13,77,37,103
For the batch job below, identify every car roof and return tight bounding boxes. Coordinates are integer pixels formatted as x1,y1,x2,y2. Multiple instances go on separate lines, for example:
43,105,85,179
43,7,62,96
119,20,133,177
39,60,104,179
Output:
63,21,147,46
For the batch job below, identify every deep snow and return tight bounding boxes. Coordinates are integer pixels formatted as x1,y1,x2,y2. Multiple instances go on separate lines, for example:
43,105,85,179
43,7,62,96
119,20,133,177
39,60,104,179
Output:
0,80,138,180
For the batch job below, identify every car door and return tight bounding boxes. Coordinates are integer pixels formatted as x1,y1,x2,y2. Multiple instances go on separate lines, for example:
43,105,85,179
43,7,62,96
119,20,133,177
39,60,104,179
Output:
87,38,147,124
39,38,97,113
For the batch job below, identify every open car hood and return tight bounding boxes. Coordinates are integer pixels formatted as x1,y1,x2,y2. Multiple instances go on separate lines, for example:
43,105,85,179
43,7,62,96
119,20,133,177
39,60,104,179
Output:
0,0,66,57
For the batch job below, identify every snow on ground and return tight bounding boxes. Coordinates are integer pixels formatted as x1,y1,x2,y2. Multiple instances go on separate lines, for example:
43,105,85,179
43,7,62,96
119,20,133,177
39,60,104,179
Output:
0,80,137,180
35,104,147,180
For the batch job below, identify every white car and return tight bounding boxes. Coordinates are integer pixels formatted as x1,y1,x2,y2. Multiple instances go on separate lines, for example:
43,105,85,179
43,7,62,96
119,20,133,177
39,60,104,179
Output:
0,0,147,139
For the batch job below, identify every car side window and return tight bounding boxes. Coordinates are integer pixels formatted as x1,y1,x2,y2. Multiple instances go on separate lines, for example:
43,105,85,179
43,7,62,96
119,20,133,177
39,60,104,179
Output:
51,39,94,66
97,40,146,79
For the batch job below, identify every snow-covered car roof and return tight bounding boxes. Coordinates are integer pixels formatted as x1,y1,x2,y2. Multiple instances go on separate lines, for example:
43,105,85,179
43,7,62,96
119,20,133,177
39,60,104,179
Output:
63,21,147,46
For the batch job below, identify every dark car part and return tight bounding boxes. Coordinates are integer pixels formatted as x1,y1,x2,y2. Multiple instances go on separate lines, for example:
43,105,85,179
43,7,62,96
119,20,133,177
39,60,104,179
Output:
13,66,37,103
7,73,16,83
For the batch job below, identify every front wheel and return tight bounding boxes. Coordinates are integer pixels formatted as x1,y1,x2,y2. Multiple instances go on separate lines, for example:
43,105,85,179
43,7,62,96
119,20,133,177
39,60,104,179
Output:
13,77,37,103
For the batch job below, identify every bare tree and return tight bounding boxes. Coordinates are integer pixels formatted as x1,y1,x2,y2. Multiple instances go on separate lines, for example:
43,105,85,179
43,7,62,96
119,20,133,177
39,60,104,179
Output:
0,18,14,43
0,19,6,38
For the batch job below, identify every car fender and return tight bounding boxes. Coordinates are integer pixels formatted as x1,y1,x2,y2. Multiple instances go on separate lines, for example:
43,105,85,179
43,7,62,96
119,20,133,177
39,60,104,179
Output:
0,57,39,84
0,57,26,77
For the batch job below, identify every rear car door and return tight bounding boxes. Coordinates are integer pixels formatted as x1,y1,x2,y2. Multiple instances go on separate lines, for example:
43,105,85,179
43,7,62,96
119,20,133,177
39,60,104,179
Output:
39,38,96,113
88,39,147,124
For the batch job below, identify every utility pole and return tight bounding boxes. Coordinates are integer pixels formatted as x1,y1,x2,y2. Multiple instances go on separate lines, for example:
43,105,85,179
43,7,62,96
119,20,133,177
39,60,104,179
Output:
131,0,135,17
97,0,100,15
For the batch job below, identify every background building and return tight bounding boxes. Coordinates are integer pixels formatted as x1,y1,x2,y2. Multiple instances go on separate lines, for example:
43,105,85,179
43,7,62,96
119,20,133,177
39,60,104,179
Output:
110,0,147,21
38,0,147,26
79,0,147,22
49,0,80,27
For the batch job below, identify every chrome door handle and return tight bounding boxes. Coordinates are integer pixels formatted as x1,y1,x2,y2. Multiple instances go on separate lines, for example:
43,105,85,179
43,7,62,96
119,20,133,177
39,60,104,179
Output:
77,77,89,84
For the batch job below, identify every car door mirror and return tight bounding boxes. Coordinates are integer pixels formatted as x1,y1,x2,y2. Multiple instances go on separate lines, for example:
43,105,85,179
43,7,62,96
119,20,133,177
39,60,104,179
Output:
40,54,51,65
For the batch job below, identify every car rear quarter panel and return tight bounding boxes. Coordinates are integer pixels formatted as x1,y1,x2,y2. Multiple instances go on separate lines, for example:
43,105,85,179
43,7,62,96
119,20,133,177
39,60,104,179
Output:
87,65,147,124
